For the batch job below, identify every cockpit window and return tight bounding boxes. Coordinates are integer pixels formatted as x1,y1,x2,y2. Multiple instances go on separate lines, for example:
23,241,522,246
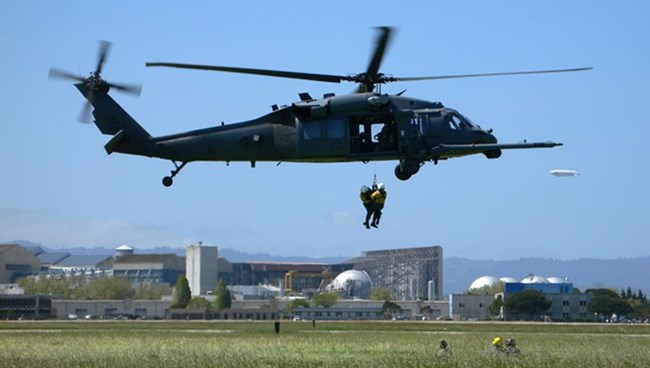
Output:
446,112,474,130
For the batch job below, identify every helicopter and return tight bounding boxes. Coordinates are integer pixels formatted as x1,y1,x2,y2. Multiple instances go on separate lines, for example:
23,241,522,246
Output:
49,27,591,187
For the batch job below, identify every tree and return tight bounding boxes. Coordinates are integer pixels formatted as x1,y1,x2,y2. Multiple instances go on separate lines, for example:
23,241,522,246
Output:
488,295,504,318
420,305,433,317
135,283,172,300
504,289,551,320
638,289,647,303
17,275,85,299
214,279,232,310
171,275,191,308
370,287,393,301
88,277,135,300
285,299,310,314
187,296,213,309
17,275,136,300
587,288,633,318
312,292,338,308
382,300,402,318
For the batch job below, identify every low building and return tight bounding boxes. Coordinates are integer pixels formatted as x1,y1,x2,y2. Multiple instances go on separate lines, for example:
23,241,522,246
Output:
294,306,384,321
52,299,170,319
504,282,593,321
451,293,498,321
0,294,53,319
452,280,594,321
169,307,279,321
294,299,449,321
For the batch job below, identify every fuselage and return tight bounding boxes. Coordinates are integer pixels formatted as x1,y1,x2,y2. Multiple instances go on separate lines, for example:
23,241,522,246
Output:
148,92,497,164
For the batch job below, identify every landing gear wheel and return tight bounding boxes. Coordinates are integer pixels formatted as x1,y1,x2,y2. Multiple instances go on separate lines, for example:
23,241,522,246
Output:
402,157,420,176
162,176,173,187
395,165,412,181
394,157,421,181
161,161,188,187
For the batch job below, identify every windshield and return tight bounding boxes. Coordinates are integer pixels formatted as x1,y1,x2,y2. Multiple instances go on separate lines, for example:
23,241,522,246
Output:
446,111,475,130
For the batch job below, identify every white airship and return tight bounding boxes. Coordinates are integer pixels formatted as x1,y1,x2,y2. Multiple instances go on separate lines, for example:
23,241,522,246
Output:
550,169,580,177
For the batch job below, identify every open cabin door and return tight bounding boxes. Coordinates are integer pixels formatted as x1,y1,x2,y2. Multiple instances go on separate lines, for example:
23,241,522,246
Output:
349,113,399,155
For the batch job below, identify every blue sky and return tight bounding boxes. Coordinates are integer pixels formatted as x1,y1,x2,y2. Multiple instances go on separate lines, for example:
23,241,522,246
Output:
1,1,648,260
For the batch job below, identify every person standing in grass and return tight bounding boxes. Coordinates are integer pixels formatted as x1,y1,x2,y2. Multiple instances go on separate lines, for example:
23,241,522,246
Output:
491,336,507,355
437,339,452,359
505,338,521,356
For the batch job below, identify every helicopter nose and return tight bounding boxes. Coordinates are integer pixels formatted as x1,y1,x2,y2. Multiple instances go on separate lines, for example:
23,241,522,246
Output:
487,132,497,143
481,130,497,144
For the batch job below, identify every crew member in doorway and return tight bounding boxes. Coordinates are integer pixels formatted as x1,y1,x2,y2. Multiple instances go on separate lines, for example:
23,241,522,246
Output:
370,183,387,228
360,185,374,229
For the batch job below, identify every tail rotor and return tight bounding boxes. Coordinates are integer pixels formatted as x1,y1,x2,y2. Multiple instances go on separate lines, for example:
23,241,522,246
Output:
49,40,142,123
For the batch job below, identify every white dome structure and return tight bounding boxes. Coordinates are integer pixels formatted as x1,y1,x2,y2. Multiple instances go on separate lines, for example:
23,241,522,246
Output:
469,276,500,290
547,276,568,284
326,270,372,299
521,274,548,284
499,277,517,283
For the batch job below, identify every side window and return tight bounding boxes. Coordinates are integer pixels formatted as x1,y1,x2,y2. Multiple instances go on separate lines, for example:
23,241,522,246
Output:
327,117,346,140
420,114,443,135
302,121,322,140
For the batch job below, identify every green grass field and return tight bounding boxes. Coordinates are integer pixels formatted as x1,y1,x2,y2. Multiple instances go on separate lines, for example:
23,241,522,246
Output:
2,321,649,367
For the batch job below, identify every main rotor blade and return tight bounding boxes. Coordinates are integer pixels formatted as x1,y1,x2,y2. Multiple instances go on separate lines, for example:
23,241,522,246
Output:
366,26,394,77
48,68,85,82
96,40,112,75
78,101,92,124
146,62,347,84
109,82,142,96
394,67,593,82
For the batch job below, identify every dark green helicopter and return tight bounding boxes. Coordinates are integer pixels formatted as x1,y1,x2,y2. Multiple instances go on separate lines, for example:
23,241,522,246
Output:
49,27,590,186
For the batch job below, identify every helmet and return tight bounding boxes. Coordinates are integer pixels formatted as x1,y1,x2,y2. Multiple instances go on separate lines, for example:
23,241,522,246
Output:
440,340,448,349
506,338,516,347
360,185,370,193
377,183,385,191
492,337,503,346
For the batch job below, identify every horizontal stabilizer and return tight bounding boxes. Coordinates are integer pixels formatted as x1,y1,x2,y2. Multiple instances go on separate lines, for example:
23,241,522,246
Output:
104,130,126,154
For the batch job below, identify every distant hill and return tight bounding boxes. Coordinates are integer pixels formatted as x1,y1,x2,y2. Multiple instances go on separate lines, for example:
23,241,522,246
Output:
6,240,648,295
6,240,348,264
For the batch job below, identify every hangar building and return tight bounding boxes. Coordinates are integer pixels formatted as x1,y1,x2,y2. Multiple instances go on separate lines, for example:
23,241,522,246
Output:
348,246,443,301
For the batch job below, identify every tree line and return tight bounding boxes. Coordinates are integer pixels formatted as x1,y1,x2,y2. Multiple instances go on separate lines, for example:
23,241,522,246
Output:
17,275,170,300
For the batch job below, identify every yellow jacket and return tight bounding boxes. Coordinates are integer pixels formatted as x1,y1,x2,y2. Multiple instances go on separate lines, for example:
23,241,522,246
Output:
360,192,373,204
371,190,387,204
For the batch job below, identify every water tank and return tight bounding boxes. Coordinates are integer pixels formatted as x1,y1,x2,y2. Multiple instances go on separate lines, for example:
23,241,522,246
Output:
521,274,548,283
469,276,499,290
115,245,134,257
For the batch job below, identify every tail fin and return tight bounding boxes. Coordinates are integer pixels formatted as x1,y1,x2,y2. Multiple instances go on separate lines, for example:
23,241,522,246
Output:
76,83,154,156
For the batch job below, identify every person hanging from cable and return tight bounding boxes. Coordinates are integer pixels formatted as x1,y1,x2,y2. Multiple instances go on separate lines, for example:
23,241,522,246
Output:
360,185,374,229
370,182,387,228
